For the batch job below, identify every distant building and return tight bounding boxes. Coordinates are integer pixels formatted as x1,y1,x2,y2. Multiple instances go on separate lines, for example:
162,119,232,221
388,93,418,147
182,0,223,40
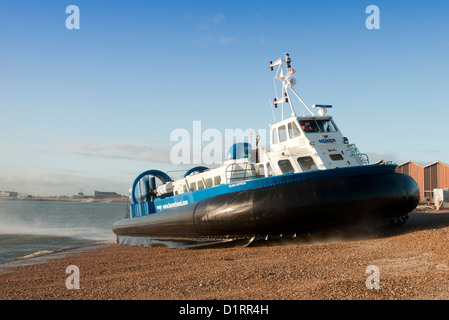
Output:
397,161,449,200
396,161,424,199
94,190,122,199
0,191,19,198
72,190,87,199
423,161,449,200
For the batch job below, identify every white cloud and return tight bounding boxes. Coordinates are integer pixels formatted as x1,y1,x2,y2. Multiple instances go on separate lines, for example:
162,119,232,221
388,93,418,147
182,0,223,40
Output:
0,171,130,197
217,36,236,45
213,13,225,24
188,13,235,46
365,151,402,164
52,141,173,164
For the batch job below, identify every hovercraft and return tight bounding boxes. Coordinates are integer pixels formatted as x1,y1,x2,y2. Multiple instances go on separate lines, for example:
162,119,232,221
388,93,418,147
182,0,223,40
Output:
112,54,420,248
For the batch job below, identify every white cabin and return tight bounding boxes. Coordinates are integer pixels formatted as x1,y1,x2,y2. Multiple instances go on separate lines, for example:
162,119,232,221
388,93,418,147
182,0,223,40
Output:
168,54,369,197
260,114,368,176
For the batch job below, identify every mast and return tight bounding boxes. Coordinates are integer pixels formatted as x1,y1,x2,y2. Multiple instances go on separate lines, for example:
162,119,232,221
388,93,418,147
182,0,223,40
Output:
269,53,315,120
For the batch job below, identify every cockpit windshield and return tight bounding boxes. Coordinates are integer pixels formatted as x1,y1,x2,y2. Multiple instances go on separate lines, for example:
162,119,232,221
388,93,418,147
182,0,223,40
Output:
299,119,337,133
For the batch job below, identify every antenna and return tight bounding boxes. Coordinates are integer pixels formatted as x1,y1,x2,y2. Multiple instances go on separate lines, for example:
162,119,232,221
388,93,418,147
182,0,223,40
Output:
268,99,276,122
269,54,315,119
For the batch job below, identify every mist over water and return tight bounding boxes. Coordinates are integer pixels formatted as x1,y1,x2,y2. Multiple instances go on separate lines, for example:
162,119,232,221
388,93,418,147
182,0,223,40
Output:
0,199,126,265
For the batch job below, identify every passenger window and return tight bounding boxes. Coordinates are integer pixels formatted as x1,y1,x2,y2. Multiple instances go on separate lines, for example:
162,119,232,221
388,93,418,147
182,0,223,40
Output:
272,128,278,144
330,154,344,161
278,159,295,174
189,182,197,192
205,178,213,188
297,156,318,172
300,120,318,133
278,125,287,142
257,164,265,177
266,163,273,176
316,120,337,132
288,122,301,138
183,185,188,193
214,176,221,185
197,180,204,190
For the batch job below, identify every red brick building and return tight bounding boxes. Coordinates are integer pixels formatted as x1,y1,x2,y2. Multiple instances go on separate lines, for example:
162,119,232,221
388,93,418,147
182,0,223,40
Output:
396,161,449,200
396,161,424,199
423,161,449,200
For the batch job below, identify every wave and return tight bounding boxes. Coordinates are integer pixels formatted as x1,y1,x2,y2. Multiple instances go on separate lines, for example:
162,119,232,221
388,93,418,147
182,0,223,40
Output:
16,250,56,260
0,222,116,241
0,200,124,267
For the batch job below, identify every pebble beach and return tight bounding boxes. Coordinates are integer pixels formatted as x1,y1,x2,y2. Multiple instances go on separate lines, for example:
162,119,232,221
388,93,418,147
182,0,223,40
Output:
1,205,449,301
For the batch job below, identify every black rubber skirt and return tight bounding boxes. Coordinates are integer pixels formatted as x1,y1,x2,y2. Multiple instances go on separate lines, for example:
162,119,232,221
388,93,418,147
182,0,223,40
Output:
112,169,420,244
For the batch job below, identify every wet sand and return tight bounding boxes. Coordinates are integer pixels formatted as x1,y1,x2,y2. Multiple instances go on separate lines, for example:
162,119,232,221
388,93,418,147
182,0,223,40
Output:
1,205,449,301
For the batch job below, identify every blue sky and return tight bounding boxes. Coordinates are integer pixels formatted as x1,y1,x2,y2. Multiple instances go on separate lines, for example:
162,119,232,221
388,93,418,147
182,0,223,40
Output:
1,0,448,196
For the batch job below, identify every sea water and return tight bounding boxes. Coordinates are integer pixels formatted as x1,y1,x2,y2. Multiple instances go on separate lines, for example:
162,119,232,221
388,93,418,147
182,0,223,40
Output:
0,199,126,266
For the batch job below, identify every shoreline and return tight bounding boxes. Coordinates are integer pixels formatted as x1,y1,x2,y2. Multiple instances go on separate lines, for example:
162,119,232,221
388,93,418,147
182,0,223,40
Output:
0,242,112,274
0,197,128,203
1,206,449,300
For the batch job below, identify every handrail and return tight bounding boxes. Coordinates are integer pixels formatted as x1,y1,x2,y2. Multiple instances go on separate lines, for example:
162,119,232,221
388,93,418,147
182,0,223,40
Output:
347,144,369,165
225,163,257,183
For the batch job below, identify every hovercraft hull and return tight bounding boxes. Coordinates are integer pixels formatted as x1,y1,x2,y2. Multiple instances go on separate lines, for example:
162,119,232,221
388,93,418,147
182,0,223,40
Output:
112,164,419,247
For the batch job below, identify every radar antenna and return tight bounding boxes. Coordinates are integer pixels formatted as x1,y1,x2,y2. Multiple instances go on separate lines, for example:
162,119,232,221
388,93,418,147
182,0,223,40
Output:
269,53,315,120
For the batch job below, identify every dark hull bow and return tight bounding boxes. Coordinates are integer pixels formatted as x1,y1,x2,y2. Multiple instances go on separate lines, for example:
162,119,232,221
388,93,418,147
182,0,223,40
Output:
112,165,420,248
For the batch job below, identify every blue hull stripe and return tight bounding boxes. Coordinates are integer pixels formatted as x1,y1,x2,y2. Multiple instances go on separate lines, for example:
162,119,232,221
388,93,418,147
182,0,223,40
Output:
130,164,397,218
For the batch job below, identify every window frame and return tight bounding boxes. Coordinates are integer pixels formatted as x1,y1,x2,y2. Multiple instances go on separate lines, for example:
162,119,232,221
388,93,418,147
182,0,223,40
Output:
297,156,318,172
288,121,301,138
278,125,287,142
278,159,295,174
272,128,278,144
330,154,344,161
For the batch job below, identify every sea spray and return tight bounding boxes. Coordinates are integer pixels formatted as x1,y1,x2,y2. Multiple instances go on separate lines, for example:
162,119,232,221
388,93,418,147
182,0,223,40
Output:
0,199,126,265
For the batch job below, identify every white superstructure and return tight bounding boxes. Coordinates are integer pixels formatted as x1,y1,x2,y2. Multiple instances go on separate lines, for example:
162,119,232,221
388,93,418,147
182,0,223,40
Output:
168,54,369,197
